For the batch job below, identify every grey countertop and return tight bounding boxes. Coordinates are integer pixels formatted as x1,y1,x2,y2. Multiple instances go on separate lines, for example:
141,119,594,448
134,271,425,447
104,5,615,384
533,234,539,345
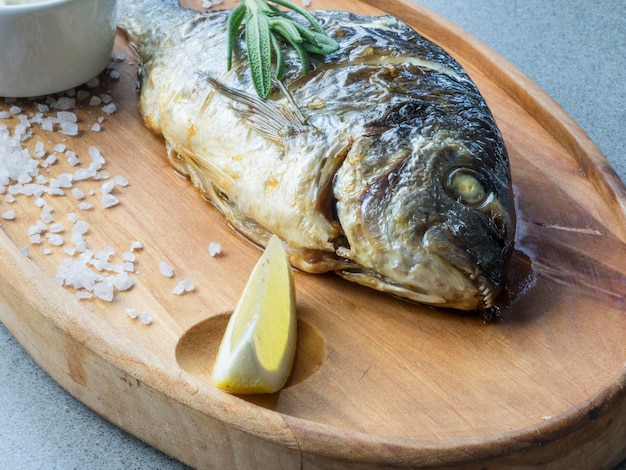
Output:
1,1,624,469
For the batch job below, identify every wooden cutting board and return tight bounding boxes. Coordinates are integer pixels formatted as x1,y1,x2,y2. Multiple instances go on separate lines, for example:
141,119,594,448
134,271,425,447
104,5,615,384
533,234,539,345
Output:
1,0,625,468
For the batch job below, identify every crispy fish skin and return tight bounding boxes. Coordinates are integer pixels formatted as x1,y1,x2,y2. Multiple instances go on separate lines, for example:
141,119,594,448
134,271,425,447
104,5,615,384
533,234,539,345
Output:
118,1,516,311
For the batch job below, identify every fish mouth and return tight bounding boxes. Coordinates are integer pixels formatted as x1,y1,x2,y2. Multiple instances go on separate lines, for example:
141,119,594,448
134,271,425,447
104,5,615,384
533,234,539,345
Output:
425,238,499,310
334,226,500,311
457,262,497,309
336,239,497,311
336,268,463,308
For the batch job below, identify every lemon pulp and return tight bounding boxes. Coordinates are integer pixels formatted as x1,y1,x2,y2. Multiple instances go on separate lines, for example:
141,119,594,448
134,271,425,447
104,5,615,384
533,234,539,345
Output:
211,235,297,394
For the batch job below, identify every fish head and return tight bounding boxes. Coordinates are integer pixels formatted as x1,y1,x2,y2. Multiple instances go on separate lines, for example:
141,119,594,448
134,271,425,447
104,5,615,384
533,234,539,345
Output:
334,123,515,311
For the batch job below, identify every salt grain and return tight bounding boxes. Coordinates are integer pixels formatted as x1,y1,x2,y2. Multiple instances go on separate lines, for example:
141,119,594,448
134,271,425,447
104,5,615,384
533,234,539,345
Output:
1,210,15,220
34,142,45,157
125,307,138,319
46,233,64,246
93,281,114,302
114,272,134,291
101,103,116,115
41,209,54,224
139,311,153,325
89,96,102,107
50,97,75,111
72,219,88,234
76,90,90,101
101,179,116,194
65,151,79,166
101,193,119,208
113,175,129,186
60,121,79,136
49,222,64,233
208,241,221,257
88,146,105,166
56,112,77,124
73,168,96,181
56,173,73,188
159,261,174,277
43,154,57,167
122,251,136,262
129,240,143,251
28,221,46,235
41,119,54,132
173,278,194,295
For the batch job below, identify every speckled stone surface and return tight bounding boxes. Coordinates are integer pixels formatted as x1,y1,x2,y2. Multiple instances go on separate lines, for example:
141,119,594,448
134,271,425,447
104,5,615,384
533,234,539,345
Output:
1,1,624,468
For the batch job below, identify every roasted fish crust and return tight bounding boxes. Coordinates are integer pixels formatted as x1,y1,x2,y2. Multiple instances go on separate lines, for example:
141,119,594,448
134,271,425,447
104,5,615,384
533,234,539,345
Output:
118,1,516,311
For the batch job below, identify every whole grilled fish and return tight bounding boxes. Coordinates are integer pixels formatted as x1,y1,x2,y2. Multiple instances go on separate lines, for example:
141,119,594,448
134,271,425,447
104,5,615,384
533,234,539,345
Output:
118,0,516,312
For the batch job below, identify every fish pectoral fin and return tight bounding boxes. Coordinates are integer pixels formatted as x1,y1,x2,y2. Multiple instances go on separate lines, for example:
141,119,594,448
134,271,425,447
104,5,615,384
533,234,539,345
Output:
168,145,235,197
199,72,307,144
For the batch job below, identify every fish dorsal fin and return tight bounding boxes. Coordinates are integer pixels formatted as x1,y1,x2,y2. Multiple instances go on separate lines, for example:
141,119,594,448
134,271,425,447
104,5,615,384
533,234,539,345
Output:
199,73,307,144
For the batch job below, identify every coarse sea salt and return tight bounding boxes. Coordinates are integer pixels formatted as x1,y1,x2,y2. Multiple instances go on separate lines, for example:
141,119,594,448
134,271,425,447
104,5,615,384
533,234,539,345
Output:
71,187,85,200
1,210,16,220
159,261,174,278
1,88,145,306
93,280,114,301
173,278,194,295
125,307,138,319
208,241,221,257
114,272,134,291
101,193,119,208
101,103,116,115
139,311,153,325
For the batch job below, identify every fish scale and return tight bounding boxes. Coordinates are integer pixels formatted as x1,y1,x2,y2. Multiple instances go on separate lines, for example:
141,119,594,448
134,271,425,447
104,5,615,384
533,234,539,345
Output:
118,0,516,312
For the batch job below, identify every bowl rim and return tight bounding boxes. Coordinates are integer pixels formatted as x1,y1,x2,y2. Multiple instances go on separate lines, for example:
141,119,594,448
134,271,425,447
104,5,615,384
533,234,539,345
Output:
0,0,78,12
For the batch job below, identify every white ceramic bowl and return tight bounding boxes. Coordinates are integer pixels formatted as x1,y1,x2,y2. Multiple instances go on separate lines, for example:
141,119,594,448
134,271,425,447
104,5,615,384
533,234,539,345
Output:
0,0,117,97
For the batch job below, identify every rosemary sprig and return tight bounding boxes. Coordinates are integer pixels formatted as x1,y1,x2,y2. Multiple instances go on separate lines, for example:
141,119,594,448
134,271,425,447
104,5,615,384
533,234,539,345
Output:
226,0,339,99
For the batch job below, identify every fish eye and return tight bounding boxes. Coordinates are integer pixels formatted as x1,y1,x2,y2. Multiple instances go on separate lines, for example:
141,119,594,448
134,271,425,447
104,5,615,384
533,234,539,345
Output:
445,168,487,206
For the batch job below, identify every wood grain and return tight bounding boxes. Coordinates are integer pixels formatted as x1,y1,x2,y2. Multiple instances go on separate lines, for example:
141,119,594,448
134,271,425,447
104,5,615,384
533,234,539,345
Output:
0,0,625,468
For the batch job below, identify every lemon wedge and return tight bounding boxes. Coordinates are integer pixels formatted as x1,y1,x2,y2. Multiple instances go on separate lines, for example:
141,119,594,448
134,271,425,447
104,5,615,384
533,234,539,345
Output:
211,235,297,394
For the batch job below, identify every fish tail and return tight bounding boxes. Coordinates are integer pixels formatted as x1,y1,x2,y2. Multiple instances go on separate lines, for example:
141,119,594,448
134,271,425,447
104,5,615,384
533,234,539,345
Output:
117,0,196,59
